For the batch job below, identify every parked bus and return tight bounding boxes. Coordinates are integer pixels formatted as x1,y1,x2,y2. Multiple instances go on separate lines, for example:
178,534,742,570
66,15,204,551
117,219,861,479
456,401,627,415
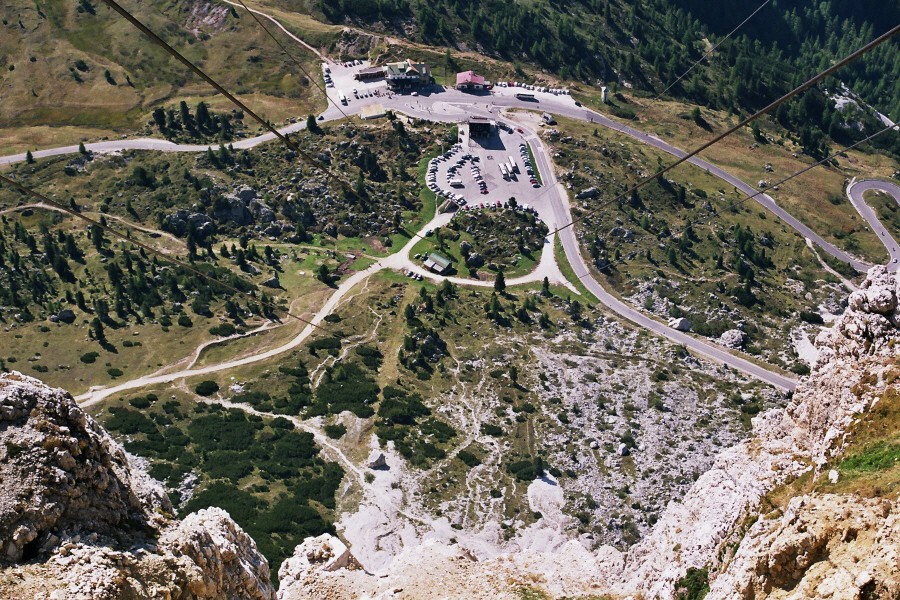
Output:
507,157,517,174
516,92,537,101
339,91,348,105
500,164,509,179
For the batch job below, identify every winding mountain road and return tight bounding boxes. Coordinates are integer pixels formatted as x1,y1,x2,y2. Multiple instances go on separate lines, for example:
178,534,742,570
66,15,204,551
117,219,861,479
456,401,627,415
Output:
847,178,900,270
11,7,898,392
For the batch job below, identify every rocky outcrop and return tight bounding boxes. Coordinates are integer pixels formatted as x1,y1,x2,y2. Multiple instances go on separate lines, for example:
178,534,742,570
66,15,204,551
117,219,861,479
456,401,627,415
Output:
277,534,362,599
709,494,900,599
0,373,275,600
0,371,169,563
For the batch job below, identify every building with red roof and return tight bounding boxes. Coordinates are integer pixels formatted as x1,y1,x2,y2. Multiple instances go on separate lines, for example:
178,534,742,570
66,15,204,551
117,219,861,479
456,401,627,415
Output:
456,71,487,92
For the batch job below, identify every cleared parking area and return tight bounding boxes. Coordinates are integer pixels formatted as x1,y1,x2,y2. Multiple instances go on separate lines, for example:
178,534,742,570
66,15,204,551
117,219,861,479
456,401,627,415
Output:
321,61,394,118
448,124,548,216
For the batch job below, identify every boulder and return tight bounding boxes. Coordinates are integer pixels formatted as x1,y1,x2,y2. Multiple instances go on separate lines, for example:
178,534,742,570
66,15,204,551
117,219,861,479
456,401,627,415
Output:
719,329,745,349
668,317,691,332
465,253,485,269
366,450,386,469
576,187,599,200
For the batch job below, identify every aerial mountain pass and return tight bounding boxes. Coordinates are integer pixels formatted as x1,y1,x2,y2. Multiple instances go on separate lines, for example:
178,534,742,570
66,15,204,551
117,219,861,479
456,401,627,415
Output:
0,1,898,598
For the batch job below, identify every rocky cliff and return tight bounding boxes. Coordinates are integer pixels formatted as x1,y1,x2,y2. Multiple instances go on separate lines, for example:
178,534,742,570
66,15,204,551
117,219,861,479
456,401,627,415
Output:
0,372,275,600
708,494,899,599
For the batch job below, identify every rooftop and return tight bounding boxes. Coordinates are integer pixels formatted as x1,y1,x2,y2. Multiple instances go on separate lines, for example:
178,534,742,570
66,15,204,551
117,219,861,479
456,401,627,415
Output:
456,70,486,86
424,253,452,271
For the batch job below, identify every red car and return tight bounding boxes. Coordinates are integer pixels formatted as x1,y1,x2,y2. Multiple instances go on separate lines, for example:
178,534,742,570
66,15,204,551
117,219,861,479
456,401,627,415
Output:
516,128,524,133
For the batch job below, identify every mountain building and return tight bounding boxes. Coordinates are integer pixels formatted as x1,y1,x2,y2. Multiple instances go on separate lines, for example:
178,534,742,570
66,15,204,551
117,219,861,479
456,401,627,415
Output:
385,59,432,90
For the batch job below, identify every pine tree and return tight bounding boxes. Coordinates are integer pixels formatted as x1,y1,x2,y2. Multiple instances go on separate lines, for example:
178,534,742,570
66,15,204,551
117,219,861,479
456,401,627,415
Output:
25,150,34,164
494,270,506,293
307,114,320,134
541,276,551,296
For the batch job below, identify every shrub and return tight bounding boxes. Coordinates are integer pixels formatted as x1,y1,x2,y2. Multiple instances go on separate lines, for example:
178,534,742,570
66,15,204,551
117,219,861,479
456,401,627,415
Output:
308,337,341,355
324,423,347,439
480,423,503,437
674,567,709,600
106,406,156,435
209,322,238,336
107,367,123,378
791,362,811,376
80,351,99,364
315,362,378,418
799,311,824,325
507,459,538,481
195,380,220,396
177,315,193,328
129,396,152,409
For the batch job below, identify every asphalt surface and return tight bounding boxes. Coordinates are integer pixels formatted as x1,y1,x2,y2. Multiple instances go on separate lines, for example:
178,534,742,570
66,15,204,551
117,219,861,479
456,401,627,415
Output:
847,178,900,271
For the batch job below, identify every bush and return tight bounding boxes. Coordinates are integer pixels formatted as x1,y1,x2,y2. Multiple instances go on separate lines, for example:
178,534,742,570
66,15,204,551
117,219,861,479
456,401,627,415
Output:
195,380,220,396
308,337,341,355
480,423,504,437
107,367,123,378
457,450,481,467
507,459,538,481
355,345,383,370
177,314,193,328
106,406,156,435
209,322,238,336
324,423,347,439
315,362,378,418
674,567,709,600
790,362,811,375
799,311,824,325
129,396,152,409
80,351,100,364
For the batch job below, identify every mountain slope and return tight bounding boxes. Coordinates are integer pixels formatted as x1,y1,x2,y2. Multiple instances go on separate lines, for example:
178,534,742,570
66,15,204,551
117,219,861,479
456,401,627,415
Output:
0,0,332,138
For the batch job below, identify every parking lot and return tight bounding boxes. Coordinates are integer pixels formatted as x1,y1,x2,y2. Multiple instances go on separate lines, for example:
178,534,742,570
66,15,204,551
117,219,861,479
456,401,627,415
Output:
426,123,551,219
321,60,395,118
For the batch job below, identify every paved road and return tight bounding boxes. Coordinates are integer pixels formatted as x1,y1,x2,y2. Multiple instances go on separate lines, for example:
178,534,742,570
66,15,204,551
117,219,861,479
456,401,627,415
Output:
0,121,309,166
847,178,900,271
518,124,799,391
4,27,861,390
1,70,808,393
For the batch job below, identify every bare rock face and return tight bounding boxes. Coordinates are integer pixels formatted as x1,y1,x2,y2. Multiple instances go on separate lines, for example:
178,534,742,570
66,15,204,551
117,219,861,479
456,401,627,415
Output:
815,265,900,368
160,508,274,599
277,533,362,599
0,371,169,563
708,494,900,600
0,372,275,600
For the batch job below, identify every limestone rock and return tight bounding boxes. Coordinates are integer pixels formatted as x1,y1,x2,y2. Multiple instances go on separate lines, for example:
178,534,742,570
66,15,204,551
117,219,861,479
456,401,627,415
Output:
668,317,691,331
708,495,900,600
277,533,362,599
0,373,275,600
0,371,169,564
719,329,746,349
366,450,386,469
